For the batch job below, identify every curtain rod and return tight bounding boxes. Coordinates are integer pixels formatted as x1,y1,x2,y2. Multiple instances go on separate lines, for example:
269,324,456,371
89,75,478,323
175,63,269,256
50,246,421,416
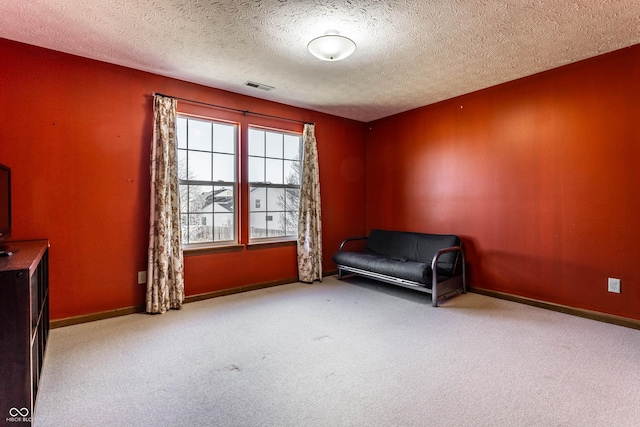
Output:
153,92,313,125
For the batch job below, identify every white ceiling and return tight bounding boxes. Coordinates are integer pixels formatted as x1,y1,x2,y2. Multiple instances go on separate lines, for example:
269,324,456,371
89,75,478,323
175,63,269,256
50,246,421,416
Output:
1,0,639,122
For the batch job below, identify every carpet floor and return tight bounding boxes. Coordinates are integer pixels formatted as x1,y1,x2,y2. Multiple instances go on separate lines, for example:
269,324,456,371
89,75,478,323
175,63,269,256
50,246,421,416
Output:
34,276,640,426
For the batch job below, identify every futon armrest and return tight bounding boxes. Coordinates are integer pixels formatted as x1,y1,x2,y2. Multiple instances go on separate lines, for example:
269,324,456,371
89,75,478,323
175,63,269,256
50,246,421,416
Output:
338,236,368,252
430,245,466,292
430,246,464,275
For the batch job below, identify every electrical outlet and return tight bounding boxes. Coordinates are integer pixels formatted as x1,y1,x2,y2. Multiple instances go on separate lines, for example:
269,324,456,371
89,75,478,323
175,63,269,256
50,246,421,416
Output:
138,271,147,285
607,277,621,293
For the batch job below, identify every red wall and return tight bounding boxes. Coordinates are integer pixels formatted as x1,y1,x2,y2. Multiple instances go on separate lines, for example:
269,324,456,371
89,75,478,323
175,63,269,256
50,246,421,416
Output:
3,35,639,323
0,38,366,320
366,45,640,320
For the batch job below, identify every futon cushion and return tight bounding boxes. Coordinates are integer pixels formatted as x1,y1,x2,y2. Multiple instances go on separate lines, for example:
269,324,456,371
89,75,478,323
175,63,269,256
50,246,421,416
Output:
332,251,430,284
365,229,460,276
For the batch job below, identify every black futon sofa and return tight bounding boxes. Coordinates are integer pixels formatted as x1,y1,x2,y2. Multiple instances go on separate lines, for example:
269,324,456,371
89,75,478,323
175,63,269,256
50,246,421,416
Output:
332,229,466,306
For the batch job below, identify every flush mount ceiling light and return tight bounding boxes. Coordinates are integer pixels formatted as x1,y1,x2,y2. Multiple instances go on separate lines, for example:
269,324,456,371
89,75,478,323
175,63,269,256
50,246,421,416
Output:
307,34,356,61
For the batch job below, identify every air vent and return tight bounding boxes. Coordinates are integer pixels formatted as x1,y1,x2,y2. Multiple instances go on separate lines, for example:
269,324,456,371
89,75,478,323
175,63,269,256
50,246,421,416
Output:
244,81,275,91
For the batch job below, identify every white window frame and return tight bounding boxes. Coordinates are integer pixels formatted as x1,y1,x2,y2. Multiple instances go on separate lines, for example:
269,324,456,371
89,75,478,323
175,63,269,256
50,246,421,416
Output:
177,114,238,248
248,126,302,242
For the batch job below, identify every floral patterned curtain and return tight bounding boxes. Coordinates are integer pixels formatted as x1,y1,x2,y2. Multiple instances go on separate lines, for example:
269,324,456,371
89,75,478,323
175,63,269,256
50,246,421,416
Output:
297,124,323,283
146,94,185,313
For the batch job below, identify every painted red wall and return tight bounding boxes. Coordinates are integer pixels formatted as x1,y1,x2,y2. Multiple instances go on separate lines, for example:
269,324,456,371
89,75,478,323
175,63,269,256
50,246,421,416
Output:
3,35,638,323
0,38,366,320
366,45,640,320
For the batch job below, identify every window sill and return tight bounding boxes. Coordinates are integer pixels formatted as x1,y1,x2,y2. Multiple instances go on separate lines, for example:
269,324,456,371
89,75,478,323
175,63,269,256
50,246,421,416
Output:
183,244,244,257
247,239,296,250
182,239,296,255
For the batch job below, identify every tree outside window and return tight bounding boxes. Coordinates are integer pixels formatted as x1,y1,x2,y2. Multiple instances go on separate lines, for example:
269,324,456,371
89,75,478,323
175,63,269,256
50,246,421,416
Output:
248,127,302,240
177,116,237,245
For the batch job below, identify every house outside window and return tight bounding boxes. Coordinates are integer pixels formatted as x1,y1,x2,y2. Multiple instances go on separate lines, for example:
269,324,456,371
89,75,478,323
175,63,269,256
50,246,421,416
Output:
248,127,302,240
177,116,237,246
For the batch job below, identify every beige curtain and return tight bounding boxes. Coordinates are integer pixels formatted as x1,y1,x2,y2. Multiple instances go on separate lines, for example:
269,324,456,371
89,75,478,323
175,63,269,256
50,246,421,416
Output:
297,124,323,283
146,94,185,313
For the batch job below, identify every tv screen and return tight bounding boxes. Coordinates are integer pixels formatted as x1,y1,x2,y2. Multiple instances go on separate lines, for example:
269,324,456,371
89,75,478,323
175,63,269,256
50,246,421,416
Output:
0,164,11,243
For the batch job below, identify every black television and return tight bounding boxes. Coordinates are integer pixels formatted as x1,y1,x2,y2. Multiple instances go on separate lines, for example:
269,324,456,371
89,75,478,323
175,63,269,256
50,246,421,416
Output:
0,163,12,255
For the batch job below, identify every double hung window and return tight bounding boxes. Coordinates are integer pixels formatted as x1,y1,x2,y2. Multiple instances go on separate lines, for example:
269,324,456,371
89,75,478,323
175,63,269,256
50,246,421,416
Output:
177,116,237,246
248,127,302,240
176,115,302,248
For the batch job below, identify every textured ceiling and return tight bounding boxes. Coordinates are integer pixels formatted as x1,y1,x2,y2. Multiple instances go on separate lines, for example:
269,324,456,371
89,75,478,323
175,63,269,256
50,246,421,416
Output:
1,0,639,122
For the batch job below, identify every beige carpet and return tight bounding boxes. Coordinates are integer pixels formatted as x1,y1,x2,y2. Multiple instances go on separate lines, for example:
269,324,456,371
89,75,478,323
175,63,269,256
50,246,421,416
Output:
34,276,640,426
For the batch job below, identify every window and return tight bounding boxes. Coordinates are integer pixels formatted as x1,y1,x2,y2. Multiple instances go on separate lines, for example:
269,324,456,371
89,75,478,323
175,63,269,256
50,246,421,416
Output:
176,114,302,249
248,127,302,240
177,116,237,246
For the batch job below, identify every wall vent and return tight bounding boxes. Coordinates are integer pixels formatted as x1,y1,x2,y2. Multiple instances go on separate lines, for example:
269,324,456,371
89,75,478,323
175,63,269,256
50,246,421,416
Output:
244,81,275,91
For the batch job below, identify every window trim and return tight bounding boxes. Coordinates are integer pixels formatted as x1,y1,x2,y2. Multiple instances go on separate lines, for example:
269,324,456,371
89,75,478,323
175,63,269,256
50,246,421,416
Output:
247,125,303,243
174,109,305,252
177,114,239,248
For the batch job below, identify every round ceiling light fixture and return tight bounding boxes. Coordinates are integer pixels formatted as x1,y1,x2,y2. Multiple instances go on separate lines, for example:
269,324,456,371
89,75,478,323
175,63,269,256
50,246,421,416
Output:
307,34,356,61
